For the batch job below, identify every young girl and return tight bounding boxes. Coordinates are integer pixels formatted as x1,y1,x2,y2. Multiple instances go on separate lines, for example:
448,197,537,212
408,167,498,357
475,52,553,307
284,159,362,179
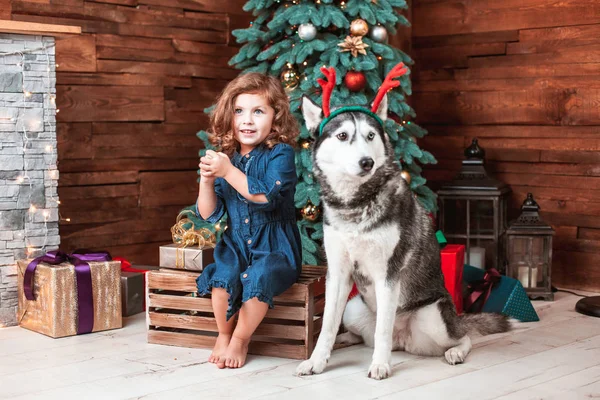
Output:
195,73,302,369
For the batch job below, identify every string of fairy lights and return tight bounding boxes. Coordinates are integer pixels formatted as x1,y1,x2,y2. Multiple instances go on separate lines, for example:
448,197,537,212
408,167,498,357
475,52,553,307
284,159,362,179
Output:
0,41,69,258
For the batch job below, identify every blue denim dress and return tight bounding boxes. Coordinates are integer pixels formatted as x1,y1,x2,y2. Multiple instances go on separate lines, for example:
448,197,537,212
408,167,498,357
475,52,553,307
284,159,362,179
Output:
195,143,302,320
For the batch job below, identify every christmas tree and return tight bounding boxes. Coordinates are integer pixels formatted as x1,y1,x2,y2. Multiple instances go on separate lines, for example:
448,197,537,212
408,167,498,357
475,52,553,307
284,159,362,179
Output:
192,0,437,265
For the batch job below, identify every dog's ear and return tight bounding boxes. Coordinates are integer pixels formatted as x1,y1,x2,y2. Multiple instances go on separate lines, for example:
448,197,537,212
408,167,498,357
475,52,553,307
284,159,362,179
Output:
372,94,388,122
301,95,323,134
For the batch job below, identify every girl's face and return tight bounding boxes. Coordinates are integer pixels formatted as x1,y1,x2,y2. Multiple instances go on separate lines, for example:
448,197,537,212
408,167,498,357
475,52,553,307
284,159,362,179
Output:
233,93,274,155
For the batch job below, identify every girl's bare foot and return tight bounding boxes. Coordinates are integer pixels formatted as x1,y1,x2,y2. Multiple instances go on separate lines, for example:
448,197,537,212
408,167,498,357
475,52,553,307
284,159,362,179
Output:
223,336,250,368
209,333,231,369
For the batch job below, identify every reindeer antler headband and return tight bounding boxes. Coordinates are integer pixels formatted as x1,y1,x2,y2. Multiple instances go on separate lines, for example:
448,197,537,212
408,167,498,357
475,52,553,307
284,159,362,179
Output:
317,62,409,136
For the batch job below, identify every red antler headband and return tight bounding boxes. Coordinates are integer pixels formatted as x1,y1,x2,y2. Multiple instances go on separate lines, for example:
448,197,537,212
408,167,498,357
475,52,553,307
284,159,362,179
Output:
316,62,409,135
371,62,408,113
317,66,336,117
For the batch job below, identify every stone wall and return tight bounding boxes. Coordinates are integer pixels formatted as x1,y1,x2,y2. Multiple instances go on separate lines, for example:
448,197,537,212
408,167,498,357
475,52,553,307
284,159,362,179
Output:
0,34,59,327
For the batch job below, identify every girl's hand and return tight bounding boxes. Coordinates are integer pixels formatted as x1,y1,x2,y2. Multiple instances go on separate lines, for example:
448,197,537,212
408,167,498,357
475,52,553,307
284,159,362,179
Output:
199,152,216,183
202,150,232,179
199,161,215,183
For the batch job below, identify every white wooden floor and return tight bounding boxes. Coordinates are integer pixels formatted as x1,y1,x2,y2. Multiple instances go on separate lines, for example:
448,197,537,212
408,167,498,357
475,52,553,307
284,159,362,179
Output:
2,291,600,400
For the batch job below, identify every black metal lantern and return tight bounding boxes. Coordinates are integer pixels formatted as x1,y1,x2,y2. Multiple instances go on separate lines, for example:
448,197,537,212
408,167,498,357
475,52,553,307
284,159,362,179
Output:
437,138,511,271
505,193,554,301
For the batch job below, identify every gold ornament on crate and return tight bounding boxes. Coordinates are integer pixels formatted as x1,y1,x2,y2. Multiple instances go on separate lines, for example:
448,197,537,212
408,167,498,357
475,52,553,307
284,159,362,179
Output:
301,202,321,222
171,210,216,248
338,36,369,57
401,170,411,184
280,63,299,93
171,210,216,268
350,19,369,36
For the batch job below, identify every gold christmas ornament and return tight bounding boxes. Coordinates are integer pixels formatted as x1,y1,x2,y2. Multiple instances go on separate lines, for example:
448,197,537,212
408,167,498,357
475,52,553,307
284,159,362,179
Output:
401,170,411,184
338,35,369,57
280,64,299,92
350,19,369,36
301,202,321,222
300,139,312,149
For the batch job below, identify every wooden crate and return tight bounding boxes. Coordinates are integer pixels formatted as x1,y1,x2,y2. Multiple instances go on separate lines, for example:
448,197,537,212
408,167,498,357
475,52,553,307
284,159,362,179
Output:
146,265,327,360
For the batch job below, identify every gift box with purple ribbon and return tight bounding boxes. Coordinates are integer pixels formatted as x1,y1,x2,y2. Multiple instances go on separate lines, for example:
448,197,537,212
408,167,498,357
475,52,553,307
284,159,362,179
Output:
463,265,539,322
17,250,122,338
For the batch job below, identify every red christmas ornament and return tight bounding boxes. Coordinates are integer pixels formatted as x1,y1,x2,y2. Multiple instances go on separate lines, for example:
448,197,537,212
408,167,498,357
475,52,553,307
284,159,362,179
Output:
344,71,366,92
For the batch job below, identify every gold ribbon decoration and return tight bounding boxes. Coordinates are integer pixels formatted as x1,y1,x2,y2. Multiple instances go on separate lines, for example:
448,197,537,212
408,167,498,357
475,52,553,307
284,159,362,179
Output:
170,210,216,268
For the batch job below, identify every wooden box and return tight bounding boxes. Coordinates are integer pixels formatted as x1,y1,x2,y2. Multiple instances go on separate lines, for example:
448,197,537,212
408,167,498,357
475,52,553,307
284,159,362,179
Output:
146,265,327,360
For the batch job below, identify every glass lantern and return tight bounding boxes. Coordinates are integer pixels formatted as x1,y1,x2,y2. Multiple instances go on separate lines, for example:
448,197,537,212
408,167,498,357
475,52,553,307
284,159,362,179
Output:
506,193,554,301
437,138,511,271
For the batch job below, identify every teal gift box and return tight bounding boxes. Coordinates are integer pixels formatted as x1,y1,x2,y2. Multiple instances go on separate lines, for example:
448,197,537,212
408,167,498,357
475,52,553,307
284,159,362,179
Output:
463,265,539,322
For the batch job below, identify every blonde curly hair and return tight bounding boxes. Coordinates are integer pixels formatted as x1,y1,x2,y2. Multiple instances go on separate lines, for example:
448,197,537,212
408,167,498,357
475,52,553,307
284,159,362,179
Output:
208,72,299,157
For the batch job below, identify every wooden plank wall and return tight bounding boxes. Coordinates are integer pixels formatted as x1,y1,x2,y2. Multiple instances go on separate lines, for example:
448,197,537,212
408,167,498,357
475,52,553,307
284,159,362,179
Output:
7,0,251,265
411,0,600,291
1,0,11,20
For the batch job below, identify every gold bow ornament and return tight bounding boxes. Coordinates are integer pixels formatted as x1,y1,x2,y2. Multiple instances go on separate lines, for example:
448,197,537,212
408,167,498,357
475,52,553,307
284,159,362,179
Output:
170,210,216,268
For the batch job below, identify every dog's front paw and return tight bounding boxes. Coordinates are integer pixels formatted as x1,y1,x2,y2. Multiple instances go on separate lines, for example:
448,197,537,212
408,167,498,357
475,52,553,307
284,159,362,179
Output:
367,362,391,380
296,357,327,376
444,348,465,365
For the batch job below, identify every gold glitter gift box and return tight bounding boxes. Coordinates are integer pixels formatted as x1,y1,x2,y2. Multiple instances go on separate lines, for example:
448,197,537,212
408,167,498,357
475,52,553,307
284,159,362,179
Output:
17,258,122,338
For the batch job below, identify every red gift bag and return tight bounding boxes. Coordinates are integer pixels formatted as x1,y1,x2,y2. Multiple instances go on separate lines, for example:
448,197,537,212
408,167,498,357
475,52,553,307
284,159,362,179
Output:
440,244,465,314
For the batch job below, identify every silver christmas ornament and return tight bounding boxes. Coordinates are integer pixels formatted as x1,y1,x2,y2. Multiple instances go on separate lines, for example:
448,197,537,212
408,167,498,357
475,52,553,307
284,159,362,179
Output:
298,23,317,41
370,25,388,43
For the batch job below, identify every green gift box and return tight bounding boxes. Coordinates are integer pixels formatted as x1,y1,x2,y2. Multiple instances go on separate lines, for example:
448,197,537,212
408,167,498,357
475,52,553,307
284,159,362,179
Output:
463,265,539,322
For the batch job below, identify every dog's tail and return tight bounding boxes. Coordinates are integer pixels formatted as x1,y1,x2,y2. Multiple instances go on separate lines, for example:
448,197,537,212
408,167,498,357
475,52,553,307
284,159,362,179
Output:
459,312,512,335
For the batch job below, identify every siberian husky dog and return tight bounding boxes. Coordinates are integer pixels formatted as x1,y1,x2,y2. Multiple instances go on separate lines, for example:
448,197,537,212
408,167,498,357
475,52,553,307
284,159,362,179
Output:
295,95,511,380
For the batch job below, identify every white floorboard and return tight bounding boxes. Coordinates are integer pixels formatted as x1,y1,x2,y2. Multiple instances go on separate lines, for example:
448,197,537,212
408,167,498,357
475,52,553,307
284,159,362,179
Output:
1,291,599,400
